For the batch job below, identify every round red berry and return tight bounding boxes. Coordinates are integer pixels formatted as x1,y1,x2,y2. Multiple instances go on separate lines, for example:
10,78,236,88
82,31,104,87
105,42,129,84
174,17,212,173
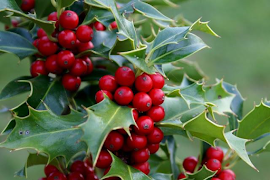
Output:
110,21,117,30
44,165,59,177
94,21,106,31
147,127,163,144
132,108,139,121
76,25,94,42
134,116,154,135
206,147,224,163
37,28,47,38
20,0,35,12
205,159,222,174
45,55,63,74
135,73,153,92
59,10,79,30
211,178,221,180
148,89,165,105
62,74,81,91
183,156,198,173
70,161,87,175
95,90,113,103
147,143,159,154
147,106,165,122
96,150,112,169
132,162,150,175
33,39,39,48
133,92,152,112
115,66,135,87
99,75,118,92
57,50,75,69
78,41,94,53
47,172,67,180
68,172,84,180
38,36,58,56
178,173,186,179
114,87,134,105
217,170,235,180
104,131,124,151
30,60,48,77
126,133,147,150
131,148,150,164
149,73,164,89
58,30,77,49
70,59,87,76
82,57,94,74
48,12,58,21
39,177,47,180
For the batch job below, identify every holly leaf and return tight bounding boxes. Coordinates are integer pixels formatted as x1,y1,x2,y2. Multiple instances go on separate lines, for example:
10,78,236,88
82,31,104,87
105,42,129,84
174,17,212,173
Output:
0,31,37,60
191,18,219,37
0,76,31,101
74,84,100,109
8,28,33,42
237,102,270,139
35,0,55,18
151,173,172,180
186,165,215,180
103,153,151,180
15,153,59,178
79,97,135,166
83,7,114,26
249,141,270,155
56,0,77,9
0,107,87,163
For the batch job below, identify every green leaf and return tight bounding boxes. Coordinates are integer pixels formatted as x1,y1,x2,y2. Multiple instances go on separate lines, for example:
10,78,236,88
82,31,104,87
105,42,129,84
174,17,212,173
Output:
0,76,31,101
70,0,85,15
56,0,77,9
0,107,87,163
81,69,114,81
0,31,37,60
15,153,59,178
74,84,99,109
237,102,270,139
249,141,270,155
8,28,33,42
80,97,135,166
83,7,114,26
190,18,219,37
103,153,151,180
186,165,215,180
151,173,172,180
35,0,55,18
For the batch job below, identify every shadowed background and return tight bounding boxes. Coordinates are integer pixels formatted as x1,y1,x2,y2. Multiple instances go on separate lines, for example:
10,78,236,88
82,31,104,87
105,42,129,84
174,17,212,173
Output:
0,0,269,179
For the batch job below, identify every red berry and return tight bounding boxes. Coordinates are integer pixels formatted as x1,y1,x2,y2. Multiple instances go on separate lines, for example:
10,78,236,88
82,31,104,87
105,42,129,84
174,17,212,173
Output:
177,173,186,179
104,131,124,151
62,74,81,91
99,75,118,92
48,12,58,21
47,172,67,180
115,66,135,87
127,133,147,150
133,92,152,112
86,173,99,180
147,106,165,122
57,50,75,69
70,161,87,175
59,10,79,30
183,156,198,173
148,89,165,105
33,39,39,48
76,25,94,42
131,148,150,164
147,127,163,144
134,116,154,135
68,172,84,180
39,178,47,180
44,165,59,177
70,59,87,76
205,159,222,174
58,30,77,49
132,162,150,175
96,150,112,169
38,36,58,56
147,143,159,154
82,57,94,74
110,21,117,30
94,21,106,31
37,28,47,38
95,90,113,103
21,0,35,12
132,109,139,121
11,19,19,27
211,178,221,180
78,41,94,53
218,170,235,180
206,147,224,163
45,55,63,74
135,73,153,92
149,73,164,89
30,60,48,77
114,87,134,105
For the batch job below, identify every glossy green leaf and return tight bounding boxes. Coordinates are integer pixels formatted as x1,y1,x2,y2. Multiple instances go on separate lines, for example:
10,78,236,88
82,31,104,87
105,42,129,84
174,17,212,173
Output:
151,173,172,180
55,0,77,9
237,102,270,139
144,0,179,7
8,28,33,42
35,0,55,18
0,31,37,60
74,84,99,109
103,153,151,180
0,76,31,100
80,97,135,166
191,18,219,37
83,7,114,26
186,165,215,180
81,69,114,81
0,107,87,163
1,119,16,135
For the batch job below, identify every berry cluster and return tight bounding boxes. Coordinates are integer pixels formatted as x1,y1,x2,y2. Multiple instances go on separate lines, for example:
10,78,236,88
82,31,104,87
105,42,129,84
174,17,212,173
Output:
40,159,98,180
178,147,236,180
95,66,166,176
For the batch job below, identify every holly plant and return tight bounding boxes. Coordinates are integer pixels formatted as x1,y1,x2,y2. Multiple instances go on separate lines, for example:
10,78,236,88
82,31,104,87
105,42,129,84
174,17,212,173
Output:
0,0,269,180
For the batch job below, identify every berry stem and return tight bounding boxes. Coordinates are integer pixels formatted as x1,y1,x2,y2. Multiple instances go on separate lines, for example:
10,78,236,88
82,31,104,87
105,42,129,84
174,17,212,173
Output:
47,35,58,42
135,68,142,77
57,157,69,175
223,157,240,170
51,0,57,8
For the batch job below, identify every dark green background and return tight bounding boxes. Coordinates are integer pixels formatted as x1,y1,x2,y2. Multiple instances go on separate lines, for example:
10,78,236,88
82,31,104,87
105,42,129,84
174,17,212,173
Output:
0,0,269,179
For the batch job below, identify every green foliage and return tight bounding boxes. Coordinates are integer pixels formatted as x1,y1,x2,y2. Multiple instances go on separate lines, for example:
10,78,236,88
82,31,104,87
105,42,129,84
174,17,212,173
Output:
186,166,215,180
